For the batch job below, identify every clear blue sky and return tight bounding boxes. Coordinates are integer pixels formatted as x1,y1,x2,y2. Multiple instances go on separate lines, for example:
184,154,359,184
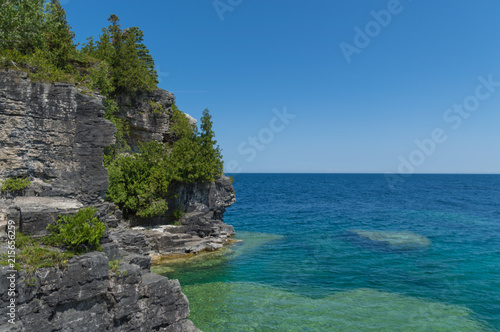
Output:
63,0,500,174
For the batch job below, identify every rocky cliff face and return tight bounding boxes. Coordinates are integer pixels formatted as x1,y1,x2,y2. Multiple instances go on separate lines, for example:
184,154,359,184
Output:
115,89,175,152
0,69,119,237
0,70,238,331
0,70,115,205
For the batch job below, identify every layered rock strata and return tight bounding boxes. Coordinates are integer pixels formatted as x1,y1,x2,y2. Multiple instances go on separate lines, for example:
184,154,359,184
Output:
0,250,199,332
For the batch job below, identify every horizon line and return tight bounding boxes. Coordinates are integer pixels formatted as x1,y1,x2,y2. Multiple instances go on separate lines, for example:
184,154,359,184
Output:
224,172,500,175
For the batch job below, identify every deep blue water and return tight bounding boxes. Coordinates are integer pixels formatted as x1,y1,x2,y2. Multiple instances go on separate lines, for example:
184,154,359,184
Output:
156,174,500,331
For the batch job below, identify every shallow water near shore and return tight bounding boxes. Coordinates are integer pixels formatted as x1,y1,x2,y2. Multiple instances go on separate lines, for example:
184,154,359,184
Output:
156,174,500,331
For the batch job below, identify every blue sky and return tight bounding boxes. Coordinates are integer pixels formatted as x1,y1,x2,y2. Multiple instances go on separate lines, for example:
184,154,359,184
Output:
64,0,500,173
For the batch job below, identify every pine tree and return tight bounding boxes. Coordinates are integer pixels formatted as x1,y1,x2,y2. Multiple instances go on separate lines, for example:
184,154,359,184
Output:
199,109,224,179
43,0,76,68
80,15,158,94
85,15,157,94
127,26,158,83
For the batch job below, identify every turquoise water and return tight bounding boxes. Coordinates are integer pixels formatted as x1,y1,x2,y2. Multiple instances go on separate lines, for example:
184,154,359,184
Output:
154,174,500,331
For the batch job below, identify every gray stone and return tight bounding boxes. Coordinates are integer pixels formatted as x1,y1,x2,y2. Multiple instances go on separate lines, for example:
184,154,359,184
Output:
126,253,151,271
0,252,195,331
183,113,197,126
0,70,116,205
4,196,83,236
207,242,223,251
115,89,175,152
109,227,152,254
101,242,121,261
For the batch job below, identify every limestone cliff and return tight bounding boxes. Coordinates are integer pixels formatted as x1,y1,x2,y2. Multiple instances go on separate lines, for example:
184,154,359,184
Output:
0,70,115,205
0,69,235,331
115,89,175,152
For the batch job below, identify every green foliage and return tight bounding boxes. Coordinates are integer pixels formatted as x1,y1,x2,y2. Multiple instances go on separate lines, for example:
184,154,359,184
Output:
147,100,164,114
0,0,46,53
106,107,224,218
0,48,74,83
109,258,119,272
17,245,73,281
86,60,114,96
44,207,105,254
43,0,76,68
103,99,131,162
167,106,223,182
1,177,31,192
81,15,158,95
0,0,76,70
15,232,37,248
108,256,127,276
171,204,185,221
170,102,195,138
229,176,235,183
106,142,171,217
112,25,158,94
198,108,224,179
0,232,73,284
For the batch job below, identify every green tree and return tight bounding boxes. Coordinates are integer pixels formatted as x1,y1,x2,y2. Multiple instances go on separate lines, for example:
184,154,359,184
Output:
170,102,195,139
127,26,158,83
112,25,157,93
82,15,158,95
43,0,76,68
198,108,224,179
0,0,46,53
106,141,171,217
81,27,114,64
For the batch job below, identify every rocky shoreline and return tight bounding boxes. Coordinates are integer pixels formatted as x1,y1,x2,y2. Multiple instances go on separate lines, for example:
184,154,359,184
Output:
107,175,236,267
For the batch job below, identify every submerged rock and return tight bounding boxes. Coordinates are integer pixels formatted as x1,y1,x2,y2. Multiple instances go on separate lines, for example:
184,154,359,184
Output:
182,282,487,332
151,231,283,276
351,229,431,248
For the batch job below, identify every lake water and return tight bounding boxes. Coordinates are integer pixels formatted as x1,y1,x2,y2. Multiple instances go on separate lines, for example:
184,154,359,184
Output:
153,174,500,331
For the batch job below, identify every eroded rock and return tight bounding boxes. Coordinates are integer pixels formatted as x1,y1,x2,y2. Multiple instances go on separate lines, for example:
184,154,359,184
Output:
0,253,200,332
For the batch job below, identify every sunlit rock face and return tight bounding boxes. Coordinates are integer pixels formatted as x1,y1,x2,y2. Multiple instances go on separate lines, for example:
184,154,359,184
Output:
0,70,116,205
0,70,118,236
350,230,431,248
